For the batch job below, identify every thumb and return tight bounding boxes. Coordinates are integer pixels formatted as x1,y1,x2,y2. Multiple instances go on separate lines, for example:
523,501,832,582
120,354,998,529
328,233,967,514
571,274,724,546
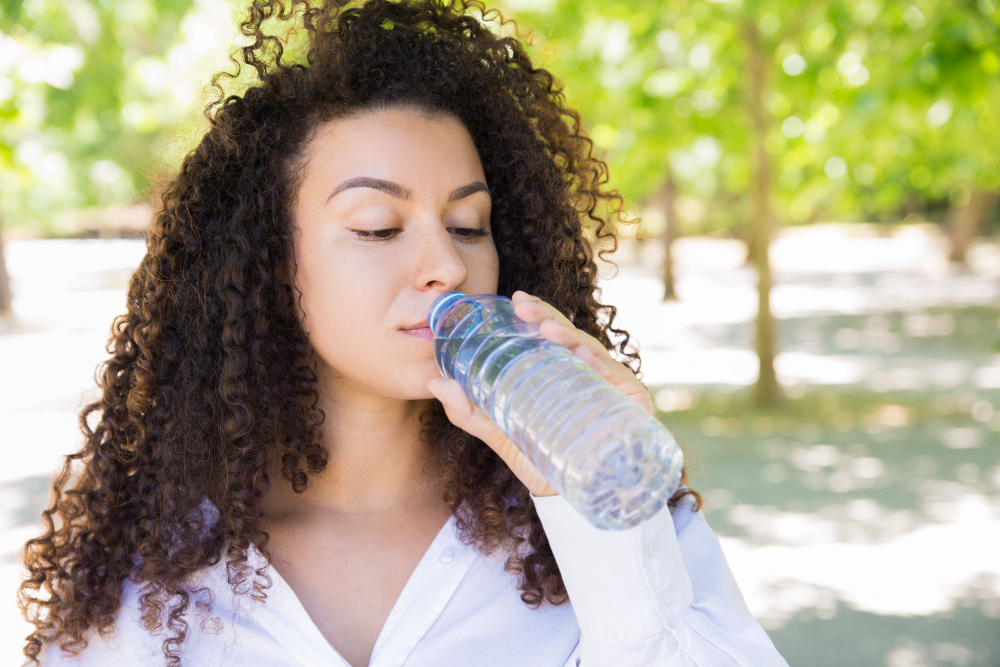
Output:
426,377,476,423
426,377,511,456
426,376,558,498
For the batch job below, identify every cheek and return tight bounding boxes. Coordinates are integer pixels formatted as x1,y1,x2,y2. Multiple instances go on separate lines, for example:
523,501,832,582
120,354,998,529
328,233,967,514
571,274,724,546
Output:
295,238,391,352
292,236,438,396
468,242,500,294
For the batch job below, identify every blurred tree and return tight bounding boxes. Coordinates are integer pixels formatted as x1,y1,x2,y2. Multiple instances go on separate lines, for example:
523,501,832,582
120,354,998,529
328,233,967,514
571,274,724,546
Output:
646,172,678,298
501,0,784,405
494,0,729,302
503,0,1000,405
811,0,1000,264
0,0,239,236
948,191,998,263
0,0,244,315
742,14,779,407
0,216,10,314
1,0,997,374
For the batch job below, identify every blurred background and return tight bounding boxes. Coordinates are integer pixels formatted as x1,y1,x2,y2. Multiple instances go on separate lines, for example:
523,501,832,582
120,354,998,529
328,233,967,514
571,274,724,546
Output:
1,0,998,664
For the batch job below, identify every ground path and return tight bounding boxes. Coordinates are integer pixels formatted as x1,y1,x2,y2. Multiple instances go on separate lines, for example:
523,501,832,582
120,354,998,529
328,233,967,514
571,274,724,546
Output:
2,225,997,665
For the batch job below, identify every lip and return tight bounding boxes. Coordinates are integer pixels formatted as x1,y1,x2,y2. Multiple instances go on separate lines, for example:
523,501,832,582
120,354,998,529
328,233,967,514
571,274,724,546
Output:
400,326,433,341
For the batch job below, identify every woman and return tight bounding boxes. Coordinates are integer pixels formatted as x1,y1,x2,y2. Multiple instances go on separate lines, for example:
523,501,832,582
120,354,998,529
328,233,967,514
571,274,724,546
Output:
20,1,788,665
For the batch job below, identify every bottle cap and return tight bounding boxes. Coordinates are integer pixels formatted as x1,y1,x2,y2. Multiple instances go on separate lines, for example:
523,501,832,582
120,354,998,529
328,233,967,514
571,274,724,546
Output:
428,291,468,332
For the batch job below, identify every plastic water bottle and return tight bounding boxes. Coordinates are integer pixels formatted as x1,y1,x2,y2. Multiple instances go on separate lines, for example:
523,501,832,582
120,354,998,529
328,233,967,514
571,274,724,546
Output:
428,291,684,530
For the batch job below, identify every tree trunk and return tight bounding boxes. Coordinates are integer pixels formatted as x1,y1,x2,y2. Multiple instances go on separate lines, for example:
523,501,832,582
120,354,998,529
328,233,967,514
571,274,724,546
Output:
655,172,679,300
948,190,997,265
744,19,779,407
0,214,11,316
743,220,757,269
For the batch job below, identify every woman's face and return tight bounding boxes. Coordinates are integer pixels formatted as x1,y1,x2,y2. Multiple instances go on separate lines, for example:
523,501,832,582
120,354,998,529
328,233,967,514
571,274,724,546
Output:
290,107,499,400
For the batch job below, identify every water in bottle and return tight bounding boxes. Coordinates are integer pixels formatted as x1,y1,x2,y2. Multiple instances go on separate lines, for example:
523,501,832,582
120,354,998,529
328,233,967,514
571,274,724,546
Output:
428,291,684,530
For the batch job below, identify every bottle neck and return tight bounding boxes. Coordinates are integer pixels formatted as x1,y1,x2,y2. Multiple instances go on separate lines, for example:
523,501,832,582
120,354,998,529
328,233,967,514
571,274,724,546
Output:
428,291,468,332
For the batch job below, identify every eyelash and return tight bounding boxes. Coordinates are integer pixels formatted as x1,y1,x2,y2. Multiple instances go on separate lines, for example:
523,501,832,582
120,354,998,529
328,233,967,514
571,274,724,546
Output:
352,228,489,243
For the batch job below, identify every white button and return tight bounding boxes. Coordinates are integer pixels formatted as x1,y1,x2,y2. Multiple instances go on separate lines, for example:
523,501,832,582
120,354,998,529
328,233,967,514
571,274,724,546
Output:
439,548,455,564
646,538,662,559
663,588,679,607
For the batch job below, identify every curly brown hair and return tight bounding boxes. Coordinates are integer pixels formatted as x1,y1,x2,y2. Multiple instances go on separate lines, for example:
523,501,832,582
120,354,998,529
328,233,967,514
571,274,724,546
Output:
18,0,701,664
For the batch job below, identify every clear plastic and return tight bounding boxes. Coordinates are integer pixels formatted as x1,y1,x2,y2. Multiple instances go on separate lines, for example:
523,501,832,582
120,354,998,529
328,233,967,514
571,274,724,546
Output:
428,291,684,530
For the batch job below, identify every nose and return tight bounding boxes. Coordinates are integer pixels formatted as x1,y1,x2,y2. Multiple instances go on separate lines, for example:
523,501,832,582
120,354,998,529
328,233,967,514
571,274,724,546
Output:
412,219,468,293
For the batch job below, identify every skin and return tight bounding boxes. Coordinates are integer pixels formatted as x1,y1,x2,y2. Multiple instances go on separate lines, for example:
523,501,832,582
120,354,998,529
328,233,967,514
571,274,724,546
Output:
260,106,654,667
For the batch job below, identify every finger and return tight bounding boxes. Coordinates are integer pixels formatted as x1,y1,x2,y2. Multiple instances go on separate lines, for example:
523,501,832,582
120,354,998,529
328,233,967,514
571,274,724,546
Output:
427,377,558,496
512,294,637,386
511,291,575,328
573,344,614,379
533,318,647,406
513,293,609,361
574,342,648,404
537,317,619,370
426,377,509,450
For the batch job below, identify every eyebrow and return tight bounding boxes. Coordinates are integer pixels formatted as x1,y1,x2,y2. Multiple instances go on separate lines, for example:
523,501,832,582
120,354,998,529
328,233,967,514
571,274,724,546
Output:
326,177,489,203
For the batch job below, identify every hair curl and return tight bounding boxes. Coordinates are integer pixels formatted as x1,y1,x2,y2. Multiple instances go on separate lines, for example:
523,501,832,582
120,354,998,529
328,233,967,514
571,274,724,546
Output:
18,0,701,664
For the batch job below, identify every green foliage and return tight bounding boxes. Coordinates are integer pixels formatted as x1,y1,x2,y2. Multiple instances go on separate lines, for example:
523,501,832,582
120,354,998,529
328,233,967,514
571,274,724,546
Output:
2,0,999,235
500,0,1000,233
0,0,242,234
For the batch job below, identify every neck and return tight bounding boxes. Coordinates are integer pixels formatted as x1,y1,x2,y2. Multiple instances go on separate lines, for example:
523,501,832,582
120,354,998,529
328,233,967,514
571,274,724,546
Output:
264,366,443,519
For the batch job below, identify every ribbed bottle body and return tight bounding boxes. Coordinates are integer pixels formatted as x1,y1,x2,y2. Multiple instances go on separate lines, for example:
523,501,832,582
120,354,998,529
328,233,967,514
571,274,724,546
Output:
429,292,684,530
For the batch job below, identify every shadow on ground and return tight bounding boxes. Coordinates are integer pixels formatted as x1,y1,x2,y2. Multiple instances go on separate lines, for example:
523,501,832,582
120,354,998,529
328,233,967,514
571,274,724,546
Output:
769,601,1000,667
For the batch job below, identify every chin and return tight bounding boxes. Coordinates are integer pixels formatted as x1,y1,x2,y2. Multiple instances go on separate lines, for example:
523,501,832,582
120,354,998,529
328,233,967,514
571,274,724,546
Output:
393,360,447,400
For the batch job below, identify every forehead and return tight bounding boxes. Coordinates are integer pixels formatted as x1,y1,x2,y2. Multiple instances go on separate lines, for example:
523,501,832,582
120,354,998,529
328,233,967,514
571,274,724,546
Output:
300,108,485,189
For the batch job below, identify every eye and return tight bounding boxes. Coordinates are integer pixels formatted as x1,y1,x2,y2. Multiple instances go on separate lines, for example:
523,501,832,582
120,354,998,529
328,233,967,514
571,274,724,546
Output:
352,228,400,242
452,227,490,242
351,227,490,243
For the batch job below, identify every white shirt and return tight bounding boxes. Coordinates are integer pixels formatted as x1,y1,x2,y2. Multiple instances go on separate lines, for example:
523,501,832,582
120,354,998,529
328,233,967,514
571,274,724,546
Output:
38,492,788,666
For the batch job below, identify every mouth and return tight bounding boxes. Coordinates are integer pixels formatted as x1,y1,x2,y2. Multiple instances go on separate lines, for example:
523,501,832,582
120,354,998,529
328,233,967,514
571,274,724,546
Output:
399,326,433,341
399,318,432,341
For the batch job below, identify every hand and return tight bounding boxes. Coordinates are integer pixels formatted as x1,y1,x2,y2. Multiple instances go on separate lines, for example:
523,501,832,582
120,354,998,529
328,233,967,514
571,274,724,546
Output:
425,290,655,498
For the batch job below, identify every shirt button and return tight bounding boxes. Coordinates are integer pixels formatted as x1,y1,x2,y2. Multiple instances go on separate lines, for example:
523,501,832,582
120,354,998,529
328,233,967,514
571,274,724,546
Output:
439,547,455,564
663,588,679,607
646,538,662,559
